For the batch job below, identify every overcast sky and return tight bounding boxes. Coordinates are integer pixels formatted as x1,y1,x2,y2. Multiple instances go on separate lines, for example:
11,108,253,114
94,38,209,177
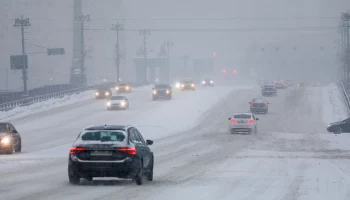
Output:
0,0,349,90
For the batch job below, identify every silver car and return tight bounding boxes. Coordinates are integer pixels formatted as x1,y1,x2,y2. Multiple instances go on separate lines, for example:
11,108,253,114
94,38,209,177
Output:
228,113,259,134
106,96,129,110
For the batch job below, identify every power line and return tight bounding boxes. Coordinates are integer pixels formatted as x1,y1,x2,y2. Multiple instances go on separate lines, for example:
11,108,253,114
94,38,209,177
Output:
23,26,341,33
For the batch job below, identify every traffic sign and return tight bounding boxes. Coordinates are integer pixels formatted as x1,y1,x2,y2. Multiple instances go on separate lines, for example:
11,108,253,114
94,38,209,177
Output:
47,48,65,56
10,55,28,70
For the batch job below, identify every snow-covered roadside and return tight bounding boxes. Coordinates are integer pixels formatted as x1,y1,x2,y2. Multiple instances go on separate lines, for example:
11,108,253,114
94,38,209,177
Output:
0,86,150,121
322,83,349,125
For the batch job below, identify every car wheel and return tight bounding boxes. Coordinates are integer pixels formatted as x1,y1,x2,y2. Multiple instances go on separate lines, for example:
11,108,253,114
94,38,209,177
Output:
135,161,144,185
68,168,80,185
4,142,13,154
15,140,21,153
334,126,342,134
147,158,154,181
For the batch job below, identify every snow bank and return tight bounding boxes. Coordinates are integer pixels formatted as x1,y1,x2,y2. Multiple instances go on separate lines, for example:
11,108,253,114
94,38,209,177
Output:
0,90,95,121
322,83,349,125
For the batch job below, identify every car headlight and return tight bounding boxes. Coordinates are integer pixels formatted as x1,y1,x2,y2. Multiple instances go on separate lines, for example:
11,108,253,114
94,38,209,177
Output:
202,81,206,84
328,124,331,127
106,101,111,106
191,84,195,87
166,90,170,94
105,92,110,96
96,92,99,96
126,86,130,90
175,83,180,88
116,87,119,90
120,101,126,106
1,137,10,145
210,80,213,84
153,90,157,95
181,84,185,87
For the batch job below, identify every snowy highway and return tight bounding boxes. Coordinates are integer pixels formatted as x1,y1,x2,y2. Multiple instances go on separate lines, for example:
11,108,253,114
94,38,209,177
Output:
1,82,350,200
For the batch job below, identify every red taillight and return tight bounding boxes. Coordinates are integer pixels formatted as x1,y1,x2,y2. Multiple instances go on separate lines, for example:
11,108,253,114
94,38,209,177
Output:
247,119,254,124
250,104,254,108
118,147,137,155
264,104,268,107
262,88,266,91
230,119,237,124
69,147,85,155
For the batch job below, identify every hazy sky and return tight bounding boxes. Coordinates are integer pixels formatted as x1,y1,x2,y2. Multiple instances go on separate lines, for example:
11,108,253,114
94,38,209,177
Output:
0,0,349,90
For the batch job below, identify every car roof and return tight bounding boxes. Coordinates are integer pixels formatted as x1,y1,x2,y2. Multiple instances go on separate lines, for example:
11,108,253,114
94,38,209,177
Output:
96,87,110,90
252,98,266,101
84,125,131,131
110,95,126,98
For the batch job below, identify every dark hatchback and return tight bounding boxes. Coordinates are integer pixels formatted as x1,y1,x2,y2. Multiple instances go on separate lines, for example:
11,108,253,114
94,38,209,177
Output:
68,125,154,185
0,123,21,154
95,87,112,99
327,117,350,134
249,98,269,114
152,84,172,100
261,85,277,96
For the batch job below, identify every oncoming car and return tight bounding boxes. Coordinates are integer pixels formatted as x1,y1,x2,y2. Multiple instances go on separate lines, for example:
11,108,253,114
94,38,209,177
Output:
116,82,132,93
152,84,172,100
95,87,112,99
228,113,259,134
0,123,21,154
327,117,350,134
201,77,214,86
68,125,154,185
106,96,129,110
181,79,195,91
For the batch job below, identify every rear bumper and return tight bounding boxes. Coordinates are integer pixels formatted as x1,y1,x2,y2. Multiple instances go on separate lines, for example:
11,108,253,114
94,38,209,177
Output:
107,105,126,110
262,91,276,95
250,108,268,113
231,128,252,133
68,158,139,178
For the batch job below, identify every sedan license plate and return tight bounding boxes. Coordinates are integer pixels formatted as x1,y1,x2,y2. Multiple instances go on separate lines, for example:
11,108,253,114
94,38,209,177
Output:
90,151,113,156
238,120,245,123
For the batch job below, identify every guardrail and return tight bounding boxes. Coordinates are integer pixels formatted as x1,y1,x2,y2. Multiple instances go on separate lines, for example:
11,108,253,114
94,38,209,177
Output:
339,81,350,114
0,83,146,112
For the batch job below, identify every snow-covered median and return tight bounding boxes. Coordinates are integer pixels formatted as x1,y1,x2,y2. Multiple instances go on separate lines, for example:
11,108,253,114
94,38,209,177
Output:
322,83,349,125
0,90,95,121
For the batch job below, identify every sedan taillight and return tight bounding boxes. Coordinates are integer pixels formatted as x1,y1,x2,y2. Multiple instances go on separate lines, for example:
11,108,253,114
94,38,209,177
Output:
118,147,137,155
230,119,237,124
70,147,85,155
247,120,254,124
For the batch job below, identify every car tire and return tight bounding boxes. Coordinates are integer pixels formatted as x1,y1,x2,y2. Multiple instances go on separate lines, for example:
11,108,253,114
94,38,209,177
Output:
334,126,342,134
147,158,154,181
15,140,21,153
135,161,144,185
68,168,80,185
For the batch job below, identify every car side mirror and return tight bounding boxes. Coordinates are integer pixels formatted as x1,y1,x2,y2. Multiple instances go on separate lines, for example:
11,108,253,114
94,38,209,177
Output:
255,118,259,121
146,140,153,145
249,102,251,104
11,130,18,134
228,117,231,120
267,102,270,104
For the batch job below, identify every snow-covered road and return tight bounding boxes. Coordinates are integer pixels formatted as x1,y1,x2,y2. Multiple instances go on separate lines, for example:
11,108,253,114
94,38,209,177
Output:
1,83,350,200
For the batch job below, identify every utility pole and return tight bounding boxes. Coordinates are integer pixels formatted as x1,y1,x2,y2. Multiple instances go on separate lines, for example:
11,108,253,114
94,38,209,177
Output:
163,40,174,83
139,29,150,83
341,12,350,82
14,15,30,94
75,14,90,85
112,23,124,83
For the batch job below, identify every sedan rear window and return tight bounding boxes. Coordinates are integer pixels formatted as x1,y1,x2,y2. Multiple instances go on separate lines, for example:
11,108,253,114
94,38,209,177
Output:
252,99,266,103
233,114,252,119
81,131,126,142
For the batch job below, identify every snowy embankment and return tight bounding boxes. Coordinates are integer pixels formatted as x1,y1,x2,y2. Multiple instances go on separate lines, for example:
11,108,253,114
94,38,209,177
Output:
322,83,349,125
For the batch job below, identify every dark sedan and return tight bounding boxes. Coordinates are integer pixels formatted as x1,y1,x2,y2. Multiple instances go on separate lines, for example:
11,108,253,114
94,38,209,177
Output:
0,123,21,154
201,78,214,86
249,98,269,114
68,125,154,185
152,84,172,100
95,87,112,99
327,118,350,134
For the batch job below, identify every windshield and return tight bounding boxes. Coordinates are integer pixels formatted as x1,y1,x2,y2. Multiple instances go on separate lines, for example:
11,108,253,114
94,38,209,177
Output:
233,114,252,119
0,124,8,132
252,99,266,103
183,80,193,84
155,85,169,89
81,131,126,142
118,83,127,86
110,96,125,100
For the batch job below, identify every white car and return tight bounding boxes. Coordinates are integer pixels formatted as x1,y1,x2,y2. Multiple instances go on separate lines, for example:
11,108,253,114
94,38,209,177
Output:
106,96,129,110
228,113,259,134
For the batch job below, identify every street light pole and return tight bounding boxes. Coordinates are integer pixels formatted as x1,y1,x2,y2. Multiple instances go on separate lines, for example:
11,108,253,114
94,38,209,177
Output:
164,40,174,83
139,29,151,83
14,15,30,94
112,23,124,83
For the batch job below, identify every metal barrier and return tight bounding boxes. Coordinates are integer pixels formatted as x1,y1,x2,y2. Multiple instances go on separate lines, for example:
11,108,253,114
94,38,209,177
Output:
0,83,146,112
339,81,350,114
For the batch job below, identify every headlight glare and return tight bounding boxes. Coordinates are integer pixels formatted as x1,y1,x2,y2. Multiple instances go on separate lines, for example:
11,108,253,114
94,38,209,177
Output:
106,102,111,106
121,101,126,106
1,137,10,144
202,81,206,84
